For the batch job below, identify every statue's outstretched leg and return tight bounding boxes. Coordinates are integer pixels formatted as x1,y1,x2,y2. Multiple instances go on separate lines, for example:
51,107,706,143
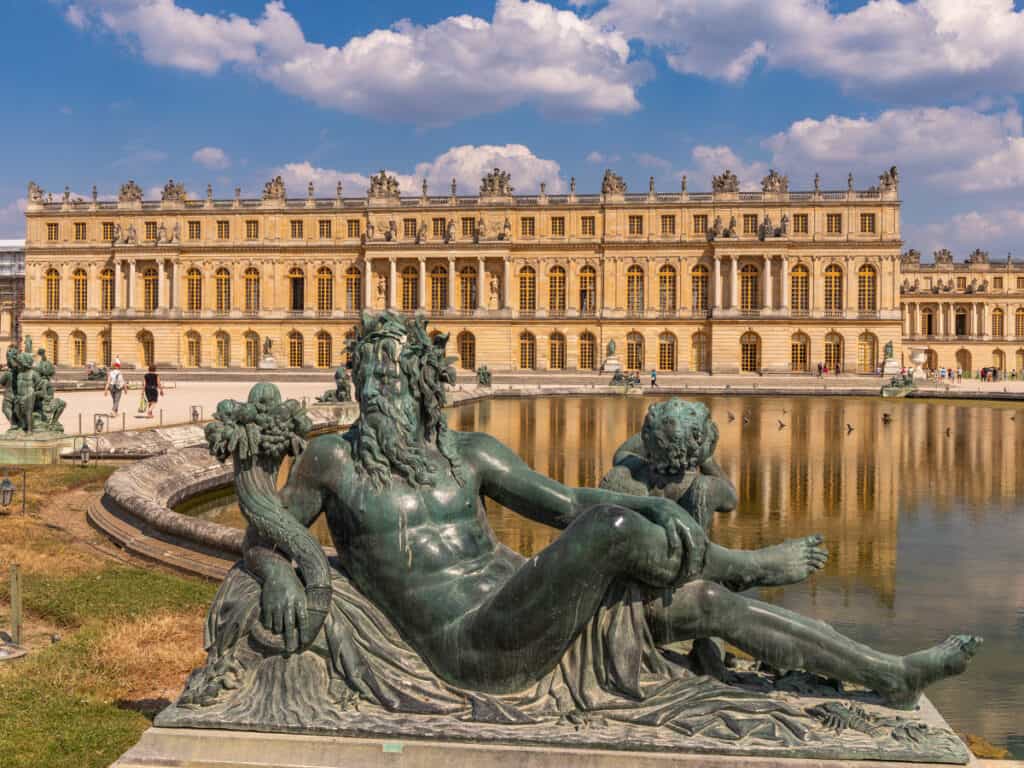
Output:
646,580,981,707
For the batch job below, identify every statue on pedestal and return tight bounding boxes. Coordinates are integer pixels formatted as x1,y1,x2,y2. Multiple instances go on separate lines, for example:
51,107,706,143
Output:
316,364,352,403
1,338,65,434
475,364,491,387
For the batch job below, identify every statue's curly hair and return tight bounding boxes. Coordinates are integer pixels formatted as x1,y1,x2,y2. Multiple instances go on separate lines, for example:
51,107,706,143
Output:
640,399,718,474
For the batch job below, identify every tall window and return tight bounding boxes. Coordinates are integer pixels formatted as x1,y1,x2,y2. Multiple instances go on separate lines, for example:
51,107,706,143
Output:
143,268,159,312
288,332,303,368
347,220,361,238
401,266,418,311
579,266,596,315
793,213,809,234
432,218,446,238
217,220,230,240
74,222,87,241
72,269,87,313
72,332,86,367
138,331,155,368
519,332,536,369
215,332,230,368
99,331,111,367
826,213,842,234
658,332,676,371
660,215,675,235
579,332,596,371
740,332,760,372
857,333,877,373
581,216,596,236
519,267,536,313
45,268,60,312
658,265,676,313
186,268,202,312
521,217,536,237
549,266,566,315
215,268,231,314
145,222,157,241
316,267,334,314
551,216,565,236
186,331,201,367
1016,308,1024,337
824,264,843,314
289,267,305,312
992,308,1005,337
857,264,877,312
430,265,448,314
824,333,843,370
627,265,644,316
290,220,304,239
860,213,876,233
458,332,475,370
626,332,644,370
246,220,259,239
403,219,418,239
316,332,332,368
43,332,58,366
692,215,707,235
922,309,935,337
791,264,809,314
740,264,760,312
245,268,261,313
318,219,332,239
628,215,643,236
345,267,362,312
742,214,758,235
691,331,709,372
47,223,59,241
188,220,201,240
459,267,477,312
549,333,566,370
100,268,115,312
791,333,809,372
691,264,708,313
462,217,475,238
245,333,260,368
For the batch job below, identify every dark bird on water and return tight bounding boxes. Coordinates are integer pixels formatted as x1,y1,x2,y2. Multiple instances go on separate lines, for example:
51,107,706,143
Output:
945,427,952,437
882,413,893,425
778,420,786,430
742,415,751,426
727,411,736,422
846,423,855,434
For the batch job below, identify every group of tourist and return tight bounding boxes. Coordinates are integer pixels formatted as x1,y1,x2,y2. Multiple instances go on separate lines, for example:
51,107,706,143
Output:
816,362,842,377
102,359,165,419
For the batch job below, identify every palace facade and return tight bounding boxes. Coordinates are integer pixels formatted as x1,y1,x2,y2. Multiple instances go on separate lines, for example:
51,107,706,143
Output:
21,167,906,375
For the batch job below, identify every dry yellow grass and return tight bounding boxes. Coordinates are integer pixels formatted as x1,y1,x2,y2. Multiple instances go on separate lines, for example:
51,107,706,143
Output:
0,515,101,577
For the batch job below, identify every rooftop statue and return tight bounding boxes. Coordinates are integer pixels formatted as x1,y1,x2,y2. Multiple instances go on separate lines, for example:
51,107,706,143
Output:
712,169,740,194
119,180,143,203
28,181,45,203
480,168,513,197
262,176,286,201
368,170,400,199
760,169,789,193
161,179,187,202
601,169,626,195
880,165,899,192
162,313,981,761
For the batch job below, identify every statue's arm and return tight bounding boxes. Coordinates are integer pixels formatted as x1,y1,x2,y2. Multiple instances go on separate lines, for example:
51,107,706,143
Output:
699,458,738,512
611,433,645,466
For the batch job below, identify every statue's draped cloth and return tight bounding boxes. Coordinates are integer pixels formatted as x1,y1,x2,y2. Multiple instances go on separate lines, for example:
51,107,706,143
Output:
182,562,808,743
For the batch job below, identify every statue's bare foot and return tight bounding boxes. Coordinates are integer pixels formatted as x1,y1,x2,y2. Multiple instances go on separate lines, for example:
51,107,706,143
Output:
753,535,828,587
883,635,983,708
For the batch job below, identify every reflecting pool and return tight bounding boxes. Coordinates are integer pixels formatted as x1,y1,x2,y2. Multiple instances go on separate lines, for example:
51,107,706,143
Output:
179,395,1024,756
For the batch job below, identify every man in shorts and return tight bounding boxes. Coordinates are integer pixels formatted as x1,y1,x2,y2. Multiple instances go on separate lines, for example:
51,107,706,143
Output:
103,361,126,416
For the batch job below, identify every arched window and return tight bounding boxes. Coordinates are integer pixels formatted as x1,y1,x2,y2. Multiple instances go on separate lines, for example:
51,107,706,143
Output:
99,330,111,367
691,331,709,372
215,331,230,368
925,349,938,371
857,332,878,373
43,331,58,365
185,331,201,367
244,332,260,368
691,264,708,313
288,331,304,368
430,265,448,314
519,266,536,313
458,332,476,370
1016,349,1024,373
626,332,644,370
459,267,477,312
143,268,159,312
658,265,676,313
579,331,596,371
71,331,86,367
315,267,333,314
215,268,231,314
956,348,972,371
549,266,566,315
579,266,597,315
288,267,305,312
345,267,362,312
100,268,115,313
186,268,202,312
824,264,843,314
740,264,760,312
658,332,676,371
627,265,644,316
401,266,418,311
316,331,332,368
138,331,154,368
740,332,760,372
790,264,809,314
992,308,1005,337
824,332,843,370
954,307,969,336
519,331,536,369
857,264,877,312
1016,309,1024,338
922,308,936,337
45,269,60,312
549,332,566,370
245,268,261,313
72,269,87,313
993,349,1005,371
791,332,810,372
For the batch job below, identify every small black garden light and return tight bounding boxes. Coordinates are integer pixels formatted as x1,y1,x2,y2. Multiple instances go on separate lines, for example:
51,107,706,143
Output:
0,477,15,510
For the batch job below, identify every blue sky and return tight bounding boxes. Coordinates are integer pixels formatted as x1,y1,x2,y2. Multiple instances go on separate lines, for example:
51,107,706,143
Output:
3,0,1024,259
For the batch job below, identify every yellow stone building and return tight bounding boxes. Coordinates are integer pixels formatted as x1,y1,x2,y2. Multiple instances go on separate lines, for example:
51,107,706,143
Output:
20,167,905,374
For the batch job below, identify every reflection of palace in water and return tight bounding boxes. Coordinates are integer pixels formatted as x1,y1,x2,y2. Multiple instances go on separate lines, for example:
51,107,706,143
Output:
452,395,1024,610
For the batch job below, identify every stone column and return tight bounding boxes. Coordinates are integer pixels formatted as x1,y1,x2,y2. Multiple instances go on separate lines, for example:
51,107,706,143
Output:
159,259,169,310
781,256,789,311
730,257,739,310
980,303,988,338
503,258,511,311
170,260,179,310
447,257,455,312
477,257,486,311
363,256,373,309
126,260,136,311
713,255,722,309
388,257,397,309
418,257,427,311
87,263,98,312
764,255,773,310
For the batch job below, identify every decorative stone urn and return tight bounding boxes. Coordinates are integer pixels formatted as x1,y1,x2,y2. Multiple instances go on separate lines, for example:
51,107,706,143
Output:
908,346,928,380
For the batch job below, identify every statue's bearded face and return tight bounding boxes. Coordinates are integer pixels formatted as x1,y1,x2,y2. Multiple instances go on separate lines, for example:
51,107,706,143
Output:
356,335,420,435
641,400,718,475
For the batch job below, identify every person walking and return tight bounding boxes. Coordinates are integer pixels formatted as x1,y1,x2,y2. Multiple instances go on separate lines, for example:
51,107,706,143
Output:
650,369,658,388
143,365,164,419
103,362,126,416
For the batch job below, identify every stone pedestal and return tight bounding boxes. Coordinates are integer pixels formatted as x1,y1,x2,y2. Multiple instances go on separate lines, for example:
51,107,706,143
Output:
257,355,278,370
601,355,622,373
0,432,74,464
882,358,901,376
908,347,929,381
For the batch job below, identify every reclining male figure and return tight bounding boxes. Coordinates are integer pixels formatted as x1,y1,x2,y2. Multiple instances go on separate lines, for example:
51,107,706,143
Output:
250,312,979,708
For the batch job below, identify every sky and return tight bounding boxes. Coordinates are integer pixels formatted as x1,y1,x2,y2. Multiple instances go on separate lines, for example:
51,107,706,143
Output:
2,0,1024,260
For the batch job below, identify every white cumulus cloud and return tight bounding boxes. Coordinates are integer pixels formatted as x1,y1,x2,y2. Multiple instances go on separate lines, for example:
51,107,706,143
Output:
0,198,28,239
192,146,230,170
64,0,645,124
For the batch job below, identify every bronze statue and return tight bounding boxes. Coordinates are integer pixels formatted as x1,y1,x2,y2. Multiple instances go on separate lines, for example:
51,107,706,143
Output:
1,339,65,434
316,363,352,403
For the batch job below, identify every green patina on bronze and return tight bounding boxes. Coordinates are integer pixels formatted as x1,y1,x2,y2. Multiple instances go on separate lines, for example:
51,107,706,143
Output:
1,337,66,435
162,311,982,762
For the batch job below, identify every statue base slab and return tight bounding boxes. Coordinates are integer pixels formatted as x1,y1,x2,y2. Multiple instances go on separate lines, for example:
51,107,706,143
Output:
114,694,974,768
257,356,278,370
601,356,622,373
882,358,902,376
0,432,72,464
